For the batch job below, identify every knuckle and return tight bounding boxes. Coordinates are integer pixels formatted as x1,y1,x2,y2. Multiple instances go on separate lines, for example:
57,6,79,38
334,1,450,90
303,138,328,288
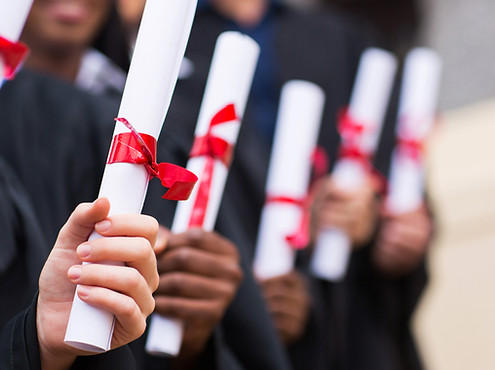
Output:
120,296,139,318
126,267,143,290
187,228,204,246
172,248,193,269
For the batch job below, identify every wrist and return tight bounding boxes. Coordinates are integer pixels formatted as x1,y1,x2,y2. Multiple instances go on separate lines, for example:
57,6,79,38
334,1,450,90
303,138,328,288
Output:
36,298,76,370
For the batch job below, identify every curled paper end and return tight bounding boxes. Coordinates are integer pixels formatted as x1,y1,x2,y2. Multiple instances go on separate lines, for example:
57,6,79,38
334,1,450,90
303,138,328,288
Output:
158,162,198,201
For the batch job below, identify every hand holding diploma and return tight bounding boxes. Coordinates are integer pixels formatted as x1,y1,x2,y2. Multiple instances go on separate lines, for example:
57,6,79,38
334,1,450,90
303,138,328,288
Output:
150,227,243,367
0,0,32,84
385,47,442,215
373,48,441,277
64,0,198,352
310,48,397,282
146,31,260,357
37,198,159,369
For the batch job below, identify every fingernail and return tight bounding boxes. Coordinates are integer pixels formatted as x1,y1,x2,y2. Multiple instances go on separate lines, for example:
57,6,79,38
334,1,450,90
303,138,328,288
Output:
77,243,91,259
95,220,111,232
68,265,82,281
77,286,90,299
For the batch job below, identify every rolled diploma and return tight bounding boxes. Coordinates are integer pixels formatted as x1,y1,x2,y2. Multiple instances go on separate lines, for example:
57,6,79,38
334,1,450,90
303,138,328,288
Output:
0,0,33,84
145,31,260,357
386,48,442,214
0,0,32,42
311,48,397,281
253,80,325,279
64,0,198,353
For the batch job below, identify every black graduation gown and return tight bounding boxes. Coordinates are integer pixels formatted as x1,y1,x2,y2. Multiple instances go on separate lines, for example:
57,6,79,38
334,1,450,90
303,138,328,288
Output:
0,69,117,246
0,158,136,369
0,72,139,369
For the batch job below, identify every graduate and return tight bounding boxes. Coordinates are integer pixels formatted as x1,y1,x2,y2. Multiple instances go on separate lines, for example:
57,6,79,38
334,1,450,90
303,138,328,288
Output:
21,0,127,97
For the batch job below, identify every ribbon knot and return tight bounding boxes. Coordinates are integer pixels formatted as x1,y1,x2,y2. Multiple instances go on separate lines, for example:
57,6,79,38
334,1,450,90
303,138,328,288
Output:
397,136,423,161
265,195,311,249
108,117,198,201
336,106,373,170
265,147,330,250
188,104,239,227
0,36,29,80
337,107,369,142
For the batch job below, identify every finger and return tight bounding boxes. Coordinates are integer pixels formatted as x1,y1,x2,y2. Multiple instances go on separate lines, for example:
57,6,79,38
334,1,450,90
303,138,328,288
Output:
75,285,149,349
69,263,155,317
94,213,159,247
153,296,223,323
157,246,242,283
75,236,158,292
155,272,236,300
57,198,111,248
154,225,170,255
261,273,299,289
167,229,239,259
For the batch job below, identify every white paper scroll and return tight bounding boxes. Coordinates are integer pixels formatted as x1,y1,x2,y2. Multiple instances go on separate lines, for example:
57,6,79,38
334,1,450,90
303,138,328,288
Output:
310,48,397,282
0,0,32,42
253,80,325,279
64,0,198,353
145,31,260,357
386,48,442,214
0,0,33,86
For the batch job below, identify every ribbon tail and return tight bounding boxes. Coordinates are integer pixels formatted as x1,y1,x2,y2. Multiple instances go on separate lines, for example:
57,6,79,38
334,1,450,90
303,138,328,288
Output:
286,209,311,250
157,163,198,201
0,38,29,80
189,158,214,227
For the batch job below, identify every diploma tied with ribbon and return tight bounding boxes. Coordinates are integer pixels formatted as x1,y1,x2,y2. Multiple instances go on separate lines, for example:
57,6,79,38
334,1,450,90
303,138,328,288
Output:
386,48,442,214
310,48,398,282
253,80,326,279
145,31,260,357
0,0,32,85
64,0,198,353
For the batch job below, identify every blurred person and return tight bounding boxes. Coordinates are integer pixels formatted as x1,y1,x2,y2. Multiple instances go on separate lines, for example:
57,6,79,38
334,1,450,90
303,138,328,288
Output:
373,205,432,278
322,0,424,57
138,0,381,369
0,191,159,368
21,0,127,97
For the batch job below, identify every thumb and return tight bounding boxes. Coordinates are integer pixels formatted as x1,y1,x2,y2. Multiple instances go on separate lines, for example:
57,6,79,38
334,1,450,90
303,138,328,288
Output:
56,198,111,249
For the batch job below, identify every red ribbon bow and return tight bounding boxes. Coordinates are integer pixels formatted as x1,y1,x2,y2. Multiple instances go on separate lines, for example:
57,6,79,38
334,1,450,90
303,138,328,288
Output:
265,147,330,250
337,107,369,142
0,36,29,80
397,136,423,161
337,107,373,169
108,117,198,201
188,104,238,227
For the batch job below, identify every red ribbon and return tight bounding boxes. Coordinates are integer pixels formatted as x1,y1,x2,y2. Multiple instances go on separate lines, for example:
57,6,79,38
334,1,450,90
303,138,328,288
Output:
108,117,198,201
265,195,311,250
397,136,423,161
265,147,330,250
188,104,238,227
336,106,373,170
0,36,29,80
337,107,369,142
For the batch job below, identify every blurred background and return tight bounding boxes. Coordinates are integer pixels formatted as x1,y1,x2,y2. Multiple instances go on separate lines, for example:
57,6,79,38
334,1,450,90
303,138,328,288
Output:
290,0,495,369
415,1,495,369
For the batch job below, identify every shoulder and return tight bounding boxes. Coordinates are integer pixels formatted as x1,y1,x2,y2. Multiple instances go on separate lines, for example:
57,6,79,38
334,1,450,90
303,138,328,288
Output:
8,69,119,121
